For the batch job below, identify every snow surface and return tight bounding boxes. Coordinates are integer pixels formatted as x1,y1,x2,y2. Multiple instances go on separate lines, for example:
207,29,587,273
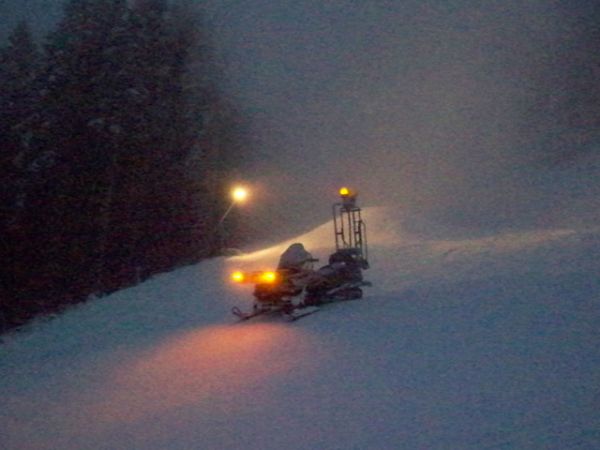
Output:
2,207,600,450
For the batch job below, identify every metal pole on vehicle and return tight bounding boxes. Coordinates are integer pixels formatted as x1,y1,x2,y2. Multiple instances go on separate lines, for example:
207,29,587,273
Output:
333,187,368,265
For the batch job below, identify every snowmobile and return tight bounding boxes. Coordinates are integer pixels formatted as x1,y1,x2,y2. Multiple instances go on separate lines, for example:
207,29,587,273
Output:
231,187,371,321
302,247,369,306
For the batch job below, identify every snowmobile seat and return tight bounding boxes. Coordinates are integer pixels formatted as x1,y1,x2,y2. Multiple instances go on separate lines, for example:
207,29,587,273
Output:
328,248,369,270
306,249,365,293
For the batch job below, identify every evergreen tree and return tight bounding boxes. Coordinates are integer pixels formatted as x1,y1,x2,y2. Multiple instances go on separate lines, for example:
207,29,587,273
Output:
115,0,205,273
0,0,249,332
0,21,41,227
25,0,132,298
0,21,44,329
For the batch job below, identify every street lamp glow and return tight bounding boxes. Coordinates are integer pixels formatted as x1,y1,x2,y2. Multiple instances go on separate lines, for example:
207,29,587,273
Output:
216,185,250,228
231,186,248,203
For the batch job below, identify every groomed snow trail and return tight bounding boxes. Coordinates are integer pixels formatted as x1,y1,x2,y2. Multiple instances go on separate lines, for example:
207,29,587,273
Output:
2,208,600,449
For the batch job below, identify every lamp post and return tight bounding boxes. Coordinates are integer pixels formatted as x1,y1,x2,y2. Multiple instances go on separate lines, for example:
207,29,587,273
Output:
213,185,249,254
217,186,248,226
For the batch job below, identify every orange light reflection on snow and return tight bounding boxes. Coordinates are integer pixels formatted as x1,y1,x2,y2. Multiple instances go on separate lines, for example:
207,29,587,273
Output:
91,324,314,424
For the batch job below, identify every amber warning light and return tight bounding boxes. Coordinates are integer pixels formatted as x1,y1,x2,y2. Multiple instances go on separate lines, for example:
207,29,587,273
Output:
339,186,357,198
259,271,278,284
231,270,279,284
339,186,358,208
231,271,245,283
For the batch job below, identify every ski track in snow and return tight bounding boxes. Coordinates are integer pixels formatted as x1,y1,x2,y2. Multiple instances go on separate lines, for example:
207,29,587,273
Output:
1,208,600,450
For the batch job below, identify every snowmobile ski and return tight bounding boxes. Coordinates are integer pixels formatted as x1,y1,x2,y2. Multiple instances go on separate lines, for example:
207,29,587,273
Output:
283,306,320,321
231,306,263,320
232,304,319,322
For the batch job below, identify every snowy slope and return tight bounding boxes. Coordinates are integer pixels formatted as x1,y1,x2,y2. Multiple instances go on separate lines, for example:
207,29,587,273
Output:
2,207,600,450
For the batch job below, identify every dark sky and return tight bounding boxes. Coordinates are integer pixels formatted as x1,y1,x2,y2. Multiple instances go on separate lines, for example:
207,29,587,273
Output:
2,0,598,239
202,0,595,234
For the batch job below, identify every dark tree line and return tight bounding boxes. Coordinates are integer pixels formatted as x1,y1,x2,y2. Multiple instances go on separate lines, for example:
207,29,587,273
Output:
525,1,600,164
0,0,245,331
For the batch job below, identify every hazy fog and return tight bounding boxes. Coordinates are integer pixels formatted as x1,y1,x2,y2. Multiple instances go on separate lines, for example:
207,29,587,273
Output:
201,0,599,241
2,0,598,242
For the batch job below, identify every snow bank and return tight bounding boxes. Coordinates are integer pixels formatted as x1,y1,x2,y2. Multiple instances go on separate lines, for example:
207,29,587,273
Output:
2,207,600,449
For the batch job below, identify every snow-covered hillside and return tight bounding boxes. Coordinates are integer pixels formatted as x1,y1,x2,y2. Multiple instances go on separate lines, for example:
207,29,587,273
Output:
2,207,600,449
